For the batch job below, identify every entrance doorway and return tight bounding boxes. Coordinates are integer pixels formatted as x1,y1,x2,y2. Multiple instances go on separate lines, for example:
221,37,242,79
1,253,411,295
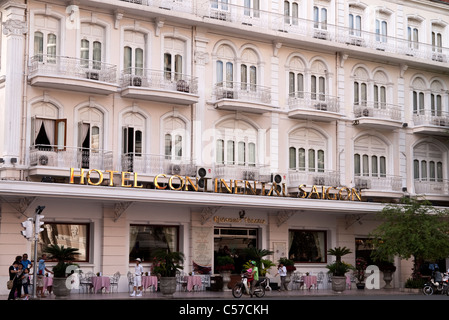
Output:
214,227,258,274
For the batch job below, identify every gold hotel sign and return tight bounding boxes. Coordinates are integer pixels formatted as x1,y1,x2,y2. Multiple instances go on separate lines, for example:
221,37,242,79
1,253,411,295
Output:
69,168,362,201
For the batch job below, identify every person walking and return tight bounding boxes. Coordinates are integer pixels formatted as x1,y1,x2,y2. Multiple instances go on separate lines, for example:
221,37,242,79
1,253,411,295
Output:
36,254,52,298
130,258,143,297
8,261,24,300
275,263,288,291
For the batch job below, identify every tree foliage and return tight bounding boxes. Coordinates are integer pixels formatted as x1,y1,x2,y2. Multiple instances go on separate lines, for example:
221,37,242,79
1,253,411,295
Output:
369,197,449,278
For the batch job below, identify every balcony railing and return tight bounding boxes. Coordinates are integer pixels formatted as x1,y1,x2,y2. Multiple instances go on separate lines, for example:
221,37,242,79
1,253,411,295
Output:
214,163,271,182
414,179,449,195
28,55,117,84
213,81,271,104
288,169,340,187
120,68,198,94
29,145,113,170
288,91,340,113
413,110,449,127
119,0,194,14
121,153,197,176
353,102,402,121
354,175,402,192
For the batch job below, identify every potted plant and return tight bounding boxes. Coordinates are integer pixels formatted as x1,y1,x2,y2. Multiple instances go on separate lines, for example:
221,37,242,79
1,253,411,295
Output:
152,249,185,296
354,257,368,289
216,256,235,290
326,246,353,292
377,260,396,289
43,244,80,298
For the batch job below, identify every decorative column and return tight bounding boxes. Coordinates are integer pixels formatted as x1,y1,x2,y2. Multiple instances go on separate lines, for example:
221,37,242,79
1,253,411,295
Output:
193,32,209,166
2,2,27,166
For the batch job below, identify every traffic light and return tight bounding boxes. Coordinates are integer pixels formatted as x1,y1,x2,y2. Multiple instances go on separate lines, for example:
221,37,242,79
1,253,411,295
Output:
35,213,45,234
21,218,34,240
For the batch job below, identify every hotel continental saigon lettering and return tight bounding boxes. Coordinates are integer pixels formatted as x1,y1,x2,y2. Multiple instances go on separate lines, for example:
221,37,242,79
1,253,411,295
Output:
69,168,362,201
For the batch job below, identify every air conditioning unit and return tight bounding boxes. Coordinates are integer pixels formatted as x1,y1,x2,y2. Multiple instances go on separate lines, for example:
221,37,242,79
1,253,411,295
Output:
243,170,257,181
211,10,230,21
197,167,213,178
432,53,446,62
313,30,328,40
313,176,326,185
39,155,49,166
132,76,142,87
348,37,365,47
169,164,182,175
271,173,283,184
222,90,234,99
355,178,371,189
176,80,189,92
86,71,99,80
314,103,328,111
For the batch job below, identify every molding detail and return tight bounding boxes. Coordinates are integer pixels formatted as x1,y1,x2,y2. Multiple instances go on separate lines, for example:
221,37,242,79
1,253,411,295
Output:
114,201,133,222
200,206,221,225
2,19,27,36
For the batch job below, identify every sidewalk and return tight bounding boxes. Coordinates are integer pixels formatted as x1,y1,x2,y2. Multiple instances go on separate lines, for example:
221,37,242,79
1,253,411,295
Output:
1,287,421,300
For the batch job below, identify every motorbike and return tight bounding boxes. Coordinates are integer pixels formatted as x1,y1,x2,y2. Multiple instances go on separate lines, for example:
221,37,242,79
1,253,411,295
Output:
422,272,449,296
232,273,266,298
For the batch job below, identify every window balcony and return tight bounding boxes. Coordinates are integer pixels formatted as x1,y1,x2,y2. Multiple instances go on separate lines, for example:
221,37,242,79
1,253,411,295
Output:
353,175,402,192
214,163,271,182
28,145,114,177
28,55,118,95
120,153,197,179
288,169,340,188
287,92,341,121
353,102,403,129
412,110,449,135
119,0,194,14
120,69,199,105
212,82,274,113
414,179,449,196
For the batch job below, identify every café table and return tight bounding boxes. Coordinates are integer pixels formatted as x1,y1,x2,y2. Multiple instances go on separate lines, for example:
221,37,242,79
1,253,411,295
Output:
185,275,202,292
302,275,317,289
142,275,158,292
91,276,111,293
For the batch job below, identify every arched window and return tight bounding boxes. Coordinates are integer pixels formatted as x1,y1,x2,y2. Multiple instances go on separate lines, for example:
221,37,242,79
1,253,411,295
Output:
289,128,326,172
215,119,257,166
413,143,444,182
354,135,388,177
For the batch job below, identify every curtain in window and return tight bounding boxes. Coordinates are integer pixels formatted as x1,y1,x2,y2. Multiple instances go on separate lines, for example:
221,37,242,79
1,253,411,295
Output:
165,134,172,158
81,39,89,68
238,141,246,165
216,139,224,164
248,142,256,166
298,148,305,171
34,32,44,61
289,147,296,169
226,62,233,87
227,140,235,165
354,154,361,176
136,48,144,76
216,61,223,84
124,46,132,74
47,34,57,63
93,41,101,70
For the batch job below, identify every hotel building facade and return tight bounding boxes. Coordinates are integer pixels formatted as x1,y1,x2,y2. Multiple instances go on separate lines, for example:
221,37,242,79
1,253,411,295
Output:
1,0,449,293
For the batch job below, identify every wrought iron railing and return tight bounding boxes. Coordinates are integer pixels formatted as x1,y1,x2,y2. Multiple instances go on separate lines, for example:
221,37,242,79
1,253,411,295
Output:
288,91,340,114
213,81,271,105
28,55,117,84
120,68,198,94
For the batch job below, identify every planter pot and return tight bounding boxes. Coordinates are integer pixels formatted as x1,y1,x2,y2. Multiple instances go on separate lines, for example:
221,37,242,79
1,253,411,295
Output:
285,271,293,288
52,277,71,299
219,271,232,291
331,276,347,293
160,277,177,296
356,282,365,290
383,271,394,289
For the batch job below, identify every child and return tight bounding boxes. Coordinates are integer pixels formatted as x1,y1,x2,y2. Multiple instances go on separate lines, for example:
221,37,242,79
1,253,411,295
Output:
130,258,143,297
21,268,30,300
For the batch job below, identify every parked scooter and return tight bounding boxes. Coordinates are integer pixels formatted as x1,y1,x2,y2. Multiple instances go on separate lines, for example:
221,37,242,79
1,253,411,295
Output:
422,271,449,296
